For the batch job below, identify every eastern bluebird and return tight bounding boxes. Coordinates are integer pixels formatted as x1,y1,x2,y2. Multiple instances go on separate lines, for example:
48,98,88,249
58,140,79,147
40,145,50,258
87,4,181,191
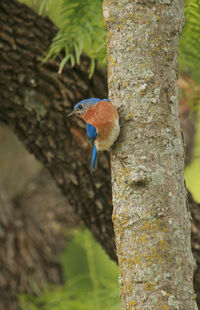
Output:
68,98,120,174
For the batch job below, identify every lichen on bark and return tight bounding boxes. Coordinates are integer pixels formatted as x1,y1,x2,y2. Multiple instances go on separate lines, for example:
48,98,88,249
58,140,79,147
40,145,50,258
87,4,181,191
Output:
103,0,198,309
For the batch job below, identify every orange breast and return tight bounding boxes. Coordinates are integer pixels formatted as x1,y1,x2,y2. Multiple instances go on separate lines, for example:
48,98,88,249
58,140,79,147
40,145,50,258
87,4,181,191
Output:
81,101,119,150
81,100,119,127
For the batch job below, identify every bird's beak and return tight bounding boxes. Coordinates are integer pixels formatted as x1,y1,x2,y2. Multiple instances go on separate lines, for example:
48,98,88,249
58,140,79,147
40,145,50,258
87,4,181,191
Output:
67,111,75,117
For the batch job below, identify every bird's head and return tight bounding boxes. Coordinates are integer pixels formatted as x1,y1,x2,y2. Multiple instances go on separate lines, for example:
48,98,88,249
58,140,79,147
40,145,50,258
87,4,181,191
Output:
67,98,109,117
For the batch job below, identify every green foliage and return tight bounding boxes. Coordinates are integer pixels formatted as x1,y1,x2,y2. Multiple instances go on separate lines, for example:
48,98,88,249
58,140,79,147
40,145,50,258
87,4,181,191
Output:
20,0,63,24
179,0,200,81
185,109,200,202
20,0,106,76
20,0,54,15
44,0,106,77
19,229,120,310
22,0,200,80
35,0,53,15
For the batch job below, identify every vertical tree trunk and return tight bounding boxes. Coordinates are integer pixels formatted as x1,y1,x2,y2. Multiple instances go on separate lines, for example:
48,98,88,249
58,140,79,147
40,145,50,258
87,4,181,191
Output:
103,0,198,309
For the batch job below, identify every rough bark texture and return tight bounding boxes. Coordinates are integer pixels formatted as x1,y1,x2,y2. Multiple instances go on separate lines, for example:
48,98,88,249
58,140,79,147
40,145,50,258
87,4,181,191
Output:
0,1,115,307
103,0,198,309
0,170,79,310
0,0,116,262
0,0,199,309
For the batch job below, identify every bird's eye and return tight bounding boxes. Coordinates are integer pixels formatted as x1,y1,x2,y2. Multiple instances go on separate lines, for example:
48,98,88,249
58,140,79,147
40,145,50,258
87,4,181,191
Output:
78,105,83,110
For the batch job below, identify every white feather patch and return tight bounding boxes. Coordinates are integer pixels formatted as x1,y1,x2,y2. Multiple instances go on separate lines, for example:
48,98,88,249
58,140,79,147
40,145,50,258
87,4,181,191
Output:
95,119,120,151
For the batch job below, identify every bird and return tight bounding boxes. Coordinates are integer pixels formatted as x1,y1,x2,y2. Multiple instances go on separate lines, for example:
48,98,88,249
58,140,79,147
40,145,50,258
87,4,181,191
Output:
68,98,120,174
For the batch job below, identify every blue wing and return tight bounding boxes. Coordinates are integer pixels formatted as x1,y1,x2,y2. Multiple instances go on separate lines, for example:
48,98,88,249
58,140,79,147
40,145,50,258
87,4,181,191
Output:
86,123,98,174
90,144,98,174
86,123,97,144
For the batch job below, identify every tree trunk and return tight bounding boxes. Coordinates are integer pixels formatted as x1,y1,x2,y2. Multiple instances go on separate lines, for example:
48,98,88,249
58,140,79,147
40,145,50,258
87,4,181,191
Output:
0,0,200,309
103,0,198,309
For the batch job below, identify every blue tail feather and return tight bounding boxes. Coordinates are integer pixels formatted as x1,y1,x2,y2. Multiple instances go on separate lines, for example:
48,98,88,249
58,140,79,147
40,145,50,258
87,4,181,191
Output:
90,144,98,174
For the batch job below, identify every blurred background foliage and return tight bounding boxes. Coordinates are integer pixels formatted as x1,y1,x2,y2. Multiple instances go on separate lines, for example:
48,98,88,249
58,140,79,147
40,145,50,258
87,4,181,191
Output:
185,112,200,202
179,0,200,82
19,229,121,310
2,0,199,308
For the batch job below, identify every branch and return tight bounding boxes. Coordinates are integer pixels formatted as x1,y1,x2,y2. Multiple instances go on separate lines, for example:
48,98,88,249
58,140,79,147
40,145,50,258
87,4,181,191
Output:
0,170,79,309
0,0,116,263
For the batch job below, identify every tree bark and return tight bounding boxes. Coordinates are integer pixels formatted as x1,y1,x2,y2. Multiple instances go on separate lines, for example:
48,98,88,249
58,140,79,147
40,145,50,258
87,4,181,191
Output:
0,0,116,263
0,0,199,309
103,0,198,309
0,171,79,310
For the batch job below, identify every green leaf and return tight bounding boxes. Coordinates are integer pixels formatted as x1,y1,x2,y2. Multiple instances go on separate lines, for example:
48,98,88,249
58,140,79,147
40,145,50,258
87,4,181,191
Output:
179,0,200,81
19,229,120,310
58,55,71,74
44,0,106,76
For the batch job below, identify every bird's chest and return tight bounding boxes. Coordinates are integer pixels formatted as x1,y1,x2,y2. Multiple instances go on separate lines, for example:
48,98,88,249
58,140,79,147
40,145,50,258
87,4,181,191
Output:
82,102,120,150
95,119,120,151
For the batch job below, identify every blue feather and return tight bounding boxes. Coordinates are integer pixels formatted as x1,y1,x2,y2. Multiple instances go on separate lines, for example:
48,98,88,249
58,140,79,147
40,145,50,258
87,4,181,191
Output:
86,123,98,174
72,98,110,174
86,123,97,144
91,144,98,174
73,98,110,111
74,98,101,111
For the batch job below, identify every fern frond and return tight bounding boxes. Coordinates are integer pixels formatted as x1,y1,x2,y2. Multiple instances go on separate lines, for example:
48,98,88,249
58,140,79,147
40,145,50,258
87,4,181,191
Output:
179,0,200,81
38,0,53,14
45,0,106,76
19,229,120,310
23,0,53,15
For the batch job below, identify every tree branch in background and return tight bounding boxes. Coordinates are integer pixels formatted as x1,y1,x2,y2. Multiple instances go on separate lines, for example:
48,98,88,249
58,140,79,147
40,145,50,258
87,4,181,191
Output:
0,171,79,310
0,0,116,262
